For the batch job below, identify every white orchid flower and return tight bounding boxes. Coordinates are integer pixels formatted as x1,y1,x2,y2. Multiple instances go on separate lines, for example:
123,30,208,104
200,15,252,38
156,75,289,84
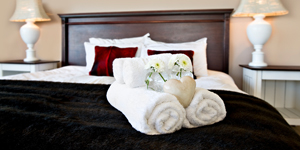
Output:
145,58,165,73
178,54,192,72
168,54,193,78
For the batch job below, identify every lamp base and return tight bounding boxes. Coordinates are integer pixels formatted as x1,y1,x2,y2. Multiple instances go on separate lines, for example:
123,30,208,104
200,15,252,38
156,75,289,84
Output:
20,20,40,62
247,14,271,67
249,50,267,67
24,49,39,62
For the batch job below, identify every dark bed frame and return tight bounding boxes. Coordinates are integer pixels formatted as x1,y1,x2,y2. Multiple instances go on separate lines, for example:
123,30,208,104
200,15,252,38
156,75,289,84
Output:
58,9,232,73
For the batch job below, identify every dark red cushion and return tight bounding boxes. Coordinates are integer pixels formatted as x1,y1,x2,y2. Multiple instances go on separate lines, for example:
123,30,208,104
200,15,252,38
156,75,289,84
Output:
89,46,138,76
147,50,194,64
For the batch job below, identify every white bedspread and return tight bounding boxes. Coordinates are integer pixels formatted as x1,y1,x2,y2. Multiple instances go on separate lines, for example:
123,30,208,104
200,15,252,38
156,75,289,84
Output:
0,66,115,85
196,70,245,94
0,66,244,93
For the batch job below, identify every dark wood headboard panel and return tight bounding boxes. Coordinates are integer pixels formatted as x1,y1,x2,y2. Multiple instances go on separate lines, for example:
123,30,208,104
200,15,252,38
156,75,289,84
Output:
59,9,232,73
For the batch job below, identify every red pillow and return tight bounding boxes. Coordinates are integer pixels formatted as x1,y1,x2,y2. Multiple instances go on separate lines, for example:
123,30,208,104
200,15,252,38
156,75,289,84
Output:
89,46,138,76
147,50,194,64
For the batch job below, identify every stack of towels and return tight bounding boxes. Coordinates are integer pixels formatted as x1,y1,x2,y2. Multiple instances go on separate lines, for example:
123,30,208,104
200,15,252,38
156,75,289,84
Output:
107,54,226,135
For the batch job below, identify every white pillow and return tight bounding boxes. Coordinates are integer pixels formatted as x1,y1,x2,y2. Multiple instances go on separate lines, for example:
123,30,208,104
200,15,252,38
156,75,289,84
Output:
89,33,149,57
84,42,140,74
142,37,208,77
84,42,96,74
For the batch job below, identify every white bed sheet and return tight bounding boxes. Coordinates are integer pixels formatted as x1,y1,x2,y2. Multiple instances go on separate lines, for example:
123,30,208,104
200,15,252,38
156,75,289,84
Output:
0,66,244,94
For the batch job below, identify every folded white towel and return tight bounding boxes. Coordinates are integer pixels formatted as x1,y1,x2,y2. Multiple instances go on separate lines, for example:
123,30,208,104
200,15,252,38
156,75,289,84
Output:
107,82,186,135
183,87,226,128
122,57,149,88
122,54,172,88
113,58,130,84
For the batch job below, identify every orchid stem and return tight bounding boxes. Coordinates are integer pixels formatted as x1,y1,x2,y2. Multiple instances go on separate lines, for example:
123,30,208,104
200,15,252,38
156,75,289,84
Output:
159,73,166,82
149,72,153,78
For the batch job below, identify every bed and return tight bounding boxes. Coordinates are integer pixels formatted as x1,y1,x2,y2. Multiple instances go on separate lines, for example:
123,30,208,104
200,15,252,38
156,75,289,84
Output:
1,9,300,149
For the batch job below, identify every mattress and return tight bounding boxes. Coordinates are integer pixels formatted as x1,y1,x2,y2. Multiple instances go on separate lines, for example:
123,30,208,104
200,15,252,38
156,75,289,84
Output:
0,66,244,94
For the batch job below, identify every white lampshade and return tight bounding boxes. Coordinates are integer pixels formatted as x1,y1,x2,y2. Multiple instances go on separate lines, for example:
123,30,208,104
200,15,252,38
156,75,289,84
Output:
232,0,288,17
232,0,288,67
10,0,50,22
10,0,50,62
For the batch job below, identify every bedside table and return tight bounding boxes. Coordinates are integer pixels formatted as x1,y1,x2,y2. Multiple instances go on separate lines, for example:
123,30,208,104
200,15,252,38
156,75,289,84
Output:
0,60,59,77
240,65,300,125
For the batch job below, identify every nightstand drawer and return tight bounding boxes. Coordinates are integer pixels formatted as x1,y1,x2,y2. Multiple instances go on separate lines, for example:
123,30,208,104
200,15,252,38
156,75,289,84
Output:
2,64,31,71
262,71,300,80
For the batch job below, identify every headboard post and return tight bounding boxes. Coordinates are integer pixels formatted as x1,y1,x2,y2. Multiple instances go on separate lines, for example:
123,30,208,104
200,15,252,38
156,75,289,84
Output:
223,13,231,74
61,17,69,66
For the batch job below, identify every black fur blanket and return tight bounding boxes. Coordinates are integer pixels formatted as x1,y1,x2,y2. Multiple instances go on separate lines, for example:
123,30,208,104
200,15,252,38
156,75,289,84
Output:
1,80,300,150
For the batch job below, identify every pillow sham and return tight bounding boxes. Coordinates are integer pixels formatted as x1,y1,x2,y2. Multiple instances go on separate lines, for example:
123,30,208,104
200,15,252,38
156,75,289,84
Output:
143,37,208,77
89,33,149,57
89,46,138,76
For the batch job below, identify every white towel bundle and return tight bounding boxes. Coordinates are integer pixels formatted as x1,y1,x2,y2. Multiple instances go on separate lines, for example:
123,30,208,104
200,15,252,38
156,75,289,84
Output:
107,82,186,135
183,87,226,128
109,54,226,134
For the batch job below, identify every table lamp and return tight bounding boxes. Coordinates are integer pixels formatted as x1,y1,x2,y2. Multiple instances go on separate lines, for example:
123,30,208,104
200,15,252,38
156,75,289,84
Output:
232,0,288,67
10,0,51,62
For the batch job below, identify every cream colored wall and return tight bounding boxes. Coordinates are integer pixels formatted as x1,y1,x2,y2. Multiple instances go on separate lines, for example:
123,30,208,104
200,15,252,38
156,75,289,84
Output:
1,0,299,88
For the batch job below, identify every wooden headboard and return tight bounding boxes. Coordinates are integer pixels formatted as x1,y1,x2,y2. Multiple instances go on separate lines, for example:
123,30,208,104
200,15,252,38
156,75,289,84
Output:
59,9,232,73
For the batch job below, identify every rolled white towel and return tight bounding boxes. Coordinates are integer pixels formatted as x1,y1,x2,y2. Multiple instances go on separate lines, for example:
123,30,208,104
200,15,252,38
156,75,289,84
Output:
183,87,226,128
107,82,186,135
123,54,172,88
